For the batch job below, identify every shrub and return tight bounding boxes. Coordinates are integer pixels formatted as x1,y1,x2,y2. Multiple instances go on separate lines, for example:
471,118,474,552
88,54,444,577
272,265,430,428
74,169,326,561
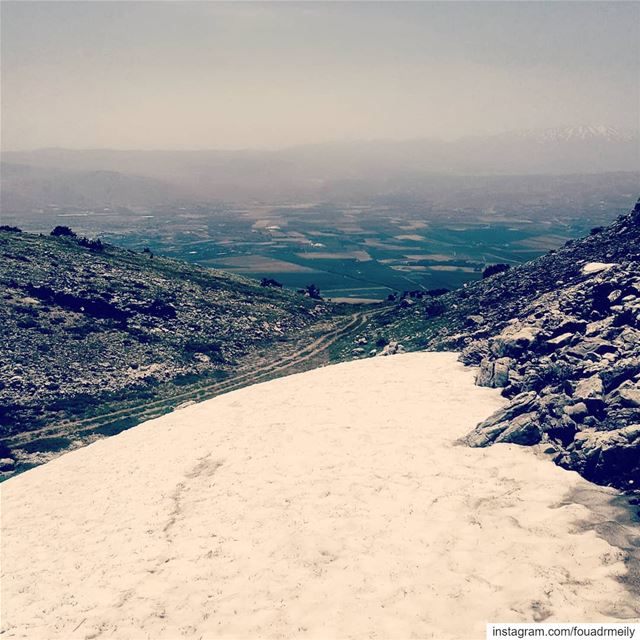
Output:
260,277,283,288
51,225,76,238
78,237,104,251
424,300,446,318
304,283,322,300
426,288,449,297
482,263,510,279
0,225,21,233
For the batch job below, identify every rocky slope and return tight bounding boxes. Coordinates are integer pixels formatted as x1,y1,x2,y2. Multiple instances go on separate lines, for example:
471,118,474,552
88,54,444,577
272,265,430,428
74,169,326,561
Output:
342,199,640,490
0,229,337,476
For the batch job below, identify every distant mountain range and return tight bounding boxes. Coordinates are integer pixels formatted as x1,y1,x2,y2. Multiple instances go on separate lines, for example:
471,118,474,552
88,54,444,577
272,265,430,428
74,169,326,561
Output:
2,126,638,206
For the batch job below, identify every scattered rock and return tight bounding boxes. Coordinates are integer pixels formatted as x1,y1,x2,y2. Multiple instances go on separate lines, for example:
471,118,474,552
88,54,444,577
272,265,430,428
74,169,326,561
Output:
476,357,512,388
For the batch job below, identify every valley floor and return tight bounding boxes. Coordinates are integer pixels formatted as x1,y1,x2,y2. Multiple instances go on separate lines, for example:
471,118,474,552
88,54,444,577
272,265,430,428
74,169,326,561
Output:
1,353,638,639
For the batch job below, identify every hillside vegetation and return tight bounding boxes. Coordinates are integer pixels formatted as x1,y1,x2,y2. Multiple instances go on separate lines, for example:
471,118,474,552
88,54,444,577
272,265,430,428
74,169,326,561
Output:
0,229,344,475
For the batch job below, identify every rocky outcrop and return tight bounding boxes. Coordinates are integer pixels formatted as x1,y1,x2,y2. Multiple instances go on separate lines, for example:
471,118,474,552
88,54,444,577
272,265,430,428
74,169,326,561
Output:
377,341,406,357
344,199,640,489
460,220,640,489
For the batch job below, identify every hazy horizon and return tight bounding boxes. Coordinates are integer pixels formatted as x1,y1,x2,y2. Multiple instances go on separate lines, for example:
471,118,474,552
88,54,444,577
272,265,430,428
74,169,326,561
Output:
2,1,639,152
4,124,640,155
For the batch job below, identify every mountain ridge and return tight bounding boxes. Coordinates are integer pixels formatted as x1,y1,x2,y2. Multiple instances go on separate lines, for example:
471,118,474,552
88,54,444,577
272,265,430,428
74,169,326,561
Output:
3,126,637,204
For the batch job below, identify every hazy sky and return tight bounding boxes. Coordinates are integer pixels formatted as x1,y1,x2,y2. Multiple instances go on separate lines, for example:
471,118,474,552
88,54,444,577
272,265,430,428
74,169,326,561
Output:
2,1,639,151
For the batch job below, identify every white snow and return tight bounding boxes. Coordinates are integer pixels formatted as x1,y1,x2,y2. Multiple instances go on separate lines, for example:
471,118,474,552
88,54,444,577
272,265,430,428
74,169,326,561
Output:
582,262,618,274
1,352,637,639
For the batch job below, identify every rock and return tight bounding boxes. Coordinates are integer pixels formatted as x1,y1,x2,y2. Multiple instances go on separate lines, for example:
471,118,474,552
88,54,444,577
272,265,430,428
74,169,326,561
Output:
377,341,405,357
617,327,640,349
351,347,366,355
463,391,539,447
585,318,614,337
462,420,512,447
494,412,542,445
476,357,512,388
459,339,489,365
566,338,616,359
546,332,574,349
465,314,485,327
600,357,640,392
619,382,640,408
551,319,587,336
573,375,604,400
571,424,640,486
490,325,541,358
539,393,570,419
0,458,15,472
563,402,588,421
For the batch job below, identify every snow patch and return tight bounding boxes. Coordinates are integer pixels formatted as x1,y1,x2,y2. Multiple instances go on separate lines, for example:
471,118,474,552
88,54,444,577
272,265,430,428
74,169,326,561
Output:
1,353,635,639
582,262,617,274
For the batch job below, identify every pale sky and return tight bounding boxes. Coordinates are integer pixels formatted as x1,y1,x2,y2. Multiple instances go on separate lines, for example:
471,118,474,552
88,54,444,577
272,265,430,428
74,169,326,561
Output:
2,1,639,151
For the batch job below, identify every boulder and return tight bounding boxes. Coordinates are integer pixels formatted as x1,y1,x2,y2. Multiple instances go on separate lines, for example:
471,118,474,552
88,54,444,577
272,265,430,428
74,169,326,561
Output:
463,391,540,447
476,357,512,388
490,325,542,358
600,356,640,392
563,402,588,422
0,458,15,472
459,339,489,365
539,393,570,419
581,262,617,275
377,341,406,357
546,332,574,349
494,412,542,445
566,338,617,359
571,424,640,486
573,375,604,400
619,382,640,408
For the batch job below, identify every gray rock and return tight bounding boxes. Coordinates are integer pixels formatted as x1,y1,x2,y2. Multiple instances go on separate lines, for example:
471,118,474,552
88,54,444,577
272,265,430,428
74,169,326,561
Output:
563,402,588,421
476,357,512,388
571,424,640,486
539,393,570,419
600,356,640,392
0,458,15,472
494,412,542,445
546,332,574,348
463,391,540,447
573,375,604,400
619,382,640,408
465,314,485,327
377,341,406,357
459,339,489,365
490,325,542,358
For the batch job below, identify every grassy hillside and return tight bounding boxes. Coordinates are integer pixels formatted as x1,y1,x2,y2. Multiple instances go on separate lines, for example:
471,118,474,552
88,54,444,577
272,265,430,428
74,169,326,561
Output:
0,228,349,473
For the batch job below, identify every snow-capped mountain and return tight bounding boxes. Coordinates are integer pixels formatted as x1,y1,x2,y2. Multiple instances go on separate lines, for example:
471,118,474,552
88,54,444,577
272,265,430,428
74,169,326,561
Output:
497,125,638,144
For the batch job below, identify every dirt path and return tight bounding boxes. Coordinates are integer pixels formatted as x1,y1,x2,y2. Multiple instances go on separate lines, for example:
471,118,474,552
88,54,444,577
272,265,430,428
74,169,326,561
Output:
6,308,383,463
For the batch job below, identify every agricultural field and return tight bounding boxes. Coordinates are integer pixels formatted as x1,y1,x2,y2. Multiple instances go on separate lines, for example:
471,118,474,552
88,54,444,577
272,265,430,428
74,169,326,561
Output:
4,190,632,302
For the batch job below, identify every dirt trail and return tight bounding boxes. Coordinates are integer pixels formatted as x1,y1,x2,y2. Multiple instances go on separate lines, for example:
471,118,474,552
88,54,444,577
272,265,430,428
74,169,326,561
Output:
6,308,383,463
